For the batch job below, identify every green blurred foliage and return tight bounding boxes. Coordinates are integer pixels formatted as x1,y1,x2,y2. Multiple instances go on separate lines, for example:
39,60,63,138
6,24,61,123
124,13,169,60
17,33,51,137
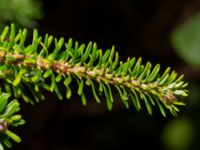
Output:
172,12,200,68
166,10,200,150
0,0,43,29
162,117,195,150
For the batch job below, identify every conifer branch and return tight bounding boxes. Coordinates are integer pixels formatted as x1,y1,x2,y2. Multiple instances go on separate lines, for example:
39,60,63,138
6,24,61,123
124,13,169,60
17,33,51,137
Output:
0,24,188,149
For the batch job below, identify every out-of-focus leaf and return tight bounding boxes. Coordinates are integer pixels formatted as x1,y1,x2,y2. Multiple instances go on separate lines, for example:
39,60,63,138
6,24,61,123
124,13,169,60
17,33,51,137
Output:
162,117,195,150
172,12,200,67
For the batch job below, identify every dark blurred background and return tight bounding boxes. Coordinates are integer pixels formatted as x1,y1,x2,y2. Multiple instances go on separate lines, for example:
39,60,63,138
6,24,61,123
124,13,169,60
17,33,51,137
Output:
2,0,200,149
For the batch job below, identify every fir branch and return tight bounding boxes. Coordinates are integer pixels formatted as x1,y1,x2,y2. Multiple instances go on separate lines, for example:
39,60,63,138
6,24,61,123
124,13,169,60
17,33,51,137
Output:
0,50,187,108
0,23,188,148
0,24,188,114
0,93,25,149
